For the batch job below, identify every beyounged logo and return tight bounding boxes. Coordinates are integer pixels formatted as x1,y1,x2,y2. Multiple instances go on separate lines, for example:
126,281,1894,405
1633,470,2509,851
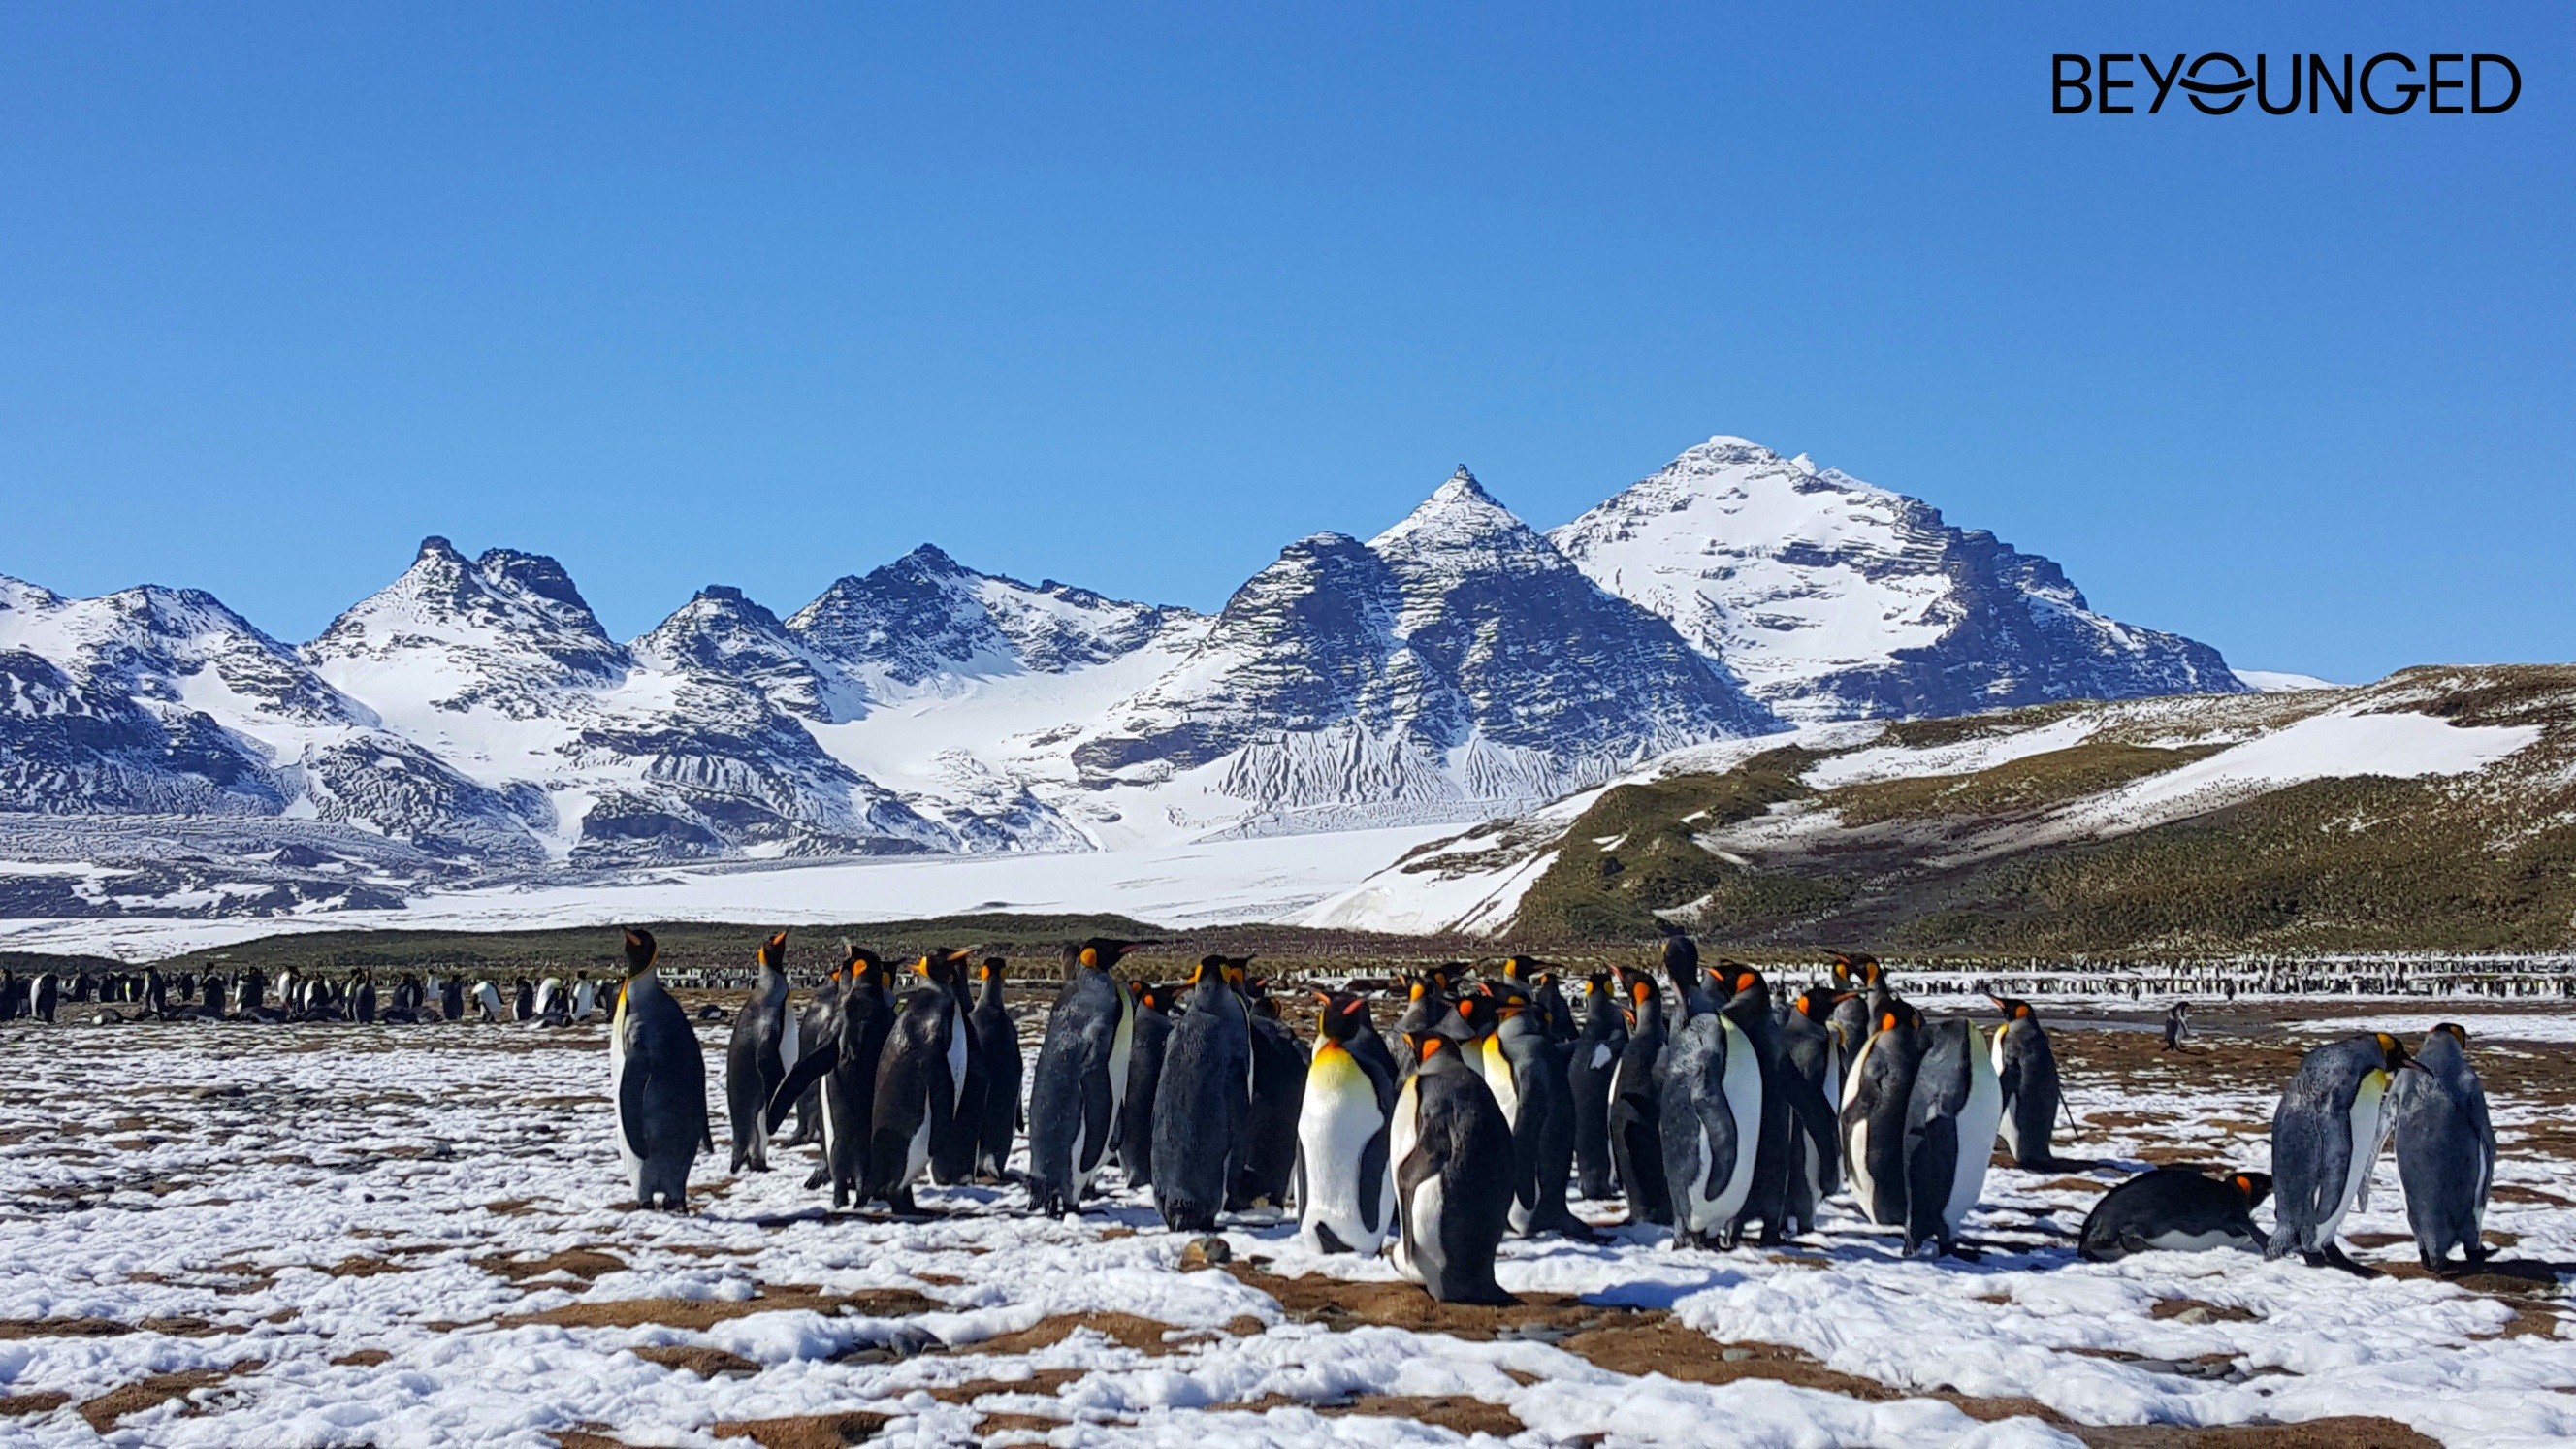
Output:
2053,53,2520,114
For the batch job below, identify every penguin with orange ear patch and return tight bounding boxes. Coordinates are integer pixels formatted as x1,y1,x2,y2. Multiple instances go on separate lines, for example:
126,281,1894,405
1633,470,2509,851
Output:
1150,954,1253,1232
1390,1015,1516,1304
1027,938,1150,1215
2079,1167,2271,1262
1987,994,2063,1170
1607,967,1673,1225
1296,988,1398,1253
725,931,800,1173
969,957,1021,1181
609,928,709,1211
1839,1001,1923,1228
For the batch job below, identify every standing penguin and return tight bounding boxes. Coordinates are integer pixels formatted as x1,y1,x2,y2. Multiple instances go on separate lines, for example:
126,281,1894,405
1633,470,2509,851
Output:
609,929,710,1211
472,979,504,1023
927,950,988,1187
2269,1032,2421,1274
1826,954,1874,1091
725,931,801,1173
2079,1168,2272,1262
1778,988,1849,1230
2394,1024,2496,1272
1239,962,1308,1211
438,974,464,1022
788,969,841,1149
33,971,59,1023
1840,1003,1924,1229
1150,954,1253,1232
1714,965,1836,1246
1659,924,1713,1025
1566,972,1626,1201
1987,995,2064,1170
767,946,895,1209
1608,969,1673,1226
1660,979,1762,1250
1295,988,1400,1254
1477,982,1591,1239
1900,1017,2005,1258
2162,1001,2191,1052
1389,1024,1517,1304
1501,956,1573,1045
865,951,972,1214
969,958,1022,1182
1116,982,1181,1188
1025,938,1146,1216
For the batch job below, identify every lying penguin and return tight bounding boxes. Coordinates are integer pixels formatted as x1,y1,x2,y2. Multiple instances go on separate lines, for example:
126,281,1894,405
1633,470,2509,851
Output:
2079,1168,2272,1262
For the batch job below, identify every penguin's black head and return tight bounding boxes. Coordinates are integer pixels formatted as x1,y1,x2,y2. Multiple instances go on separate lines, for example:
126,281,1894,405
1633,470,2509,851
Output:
918,950,970,985
979,956,1007,982
1431,962,1465,993
2231,1172,2274,1208
1314,989,1371,1041
1222,956,1256,990
2373,1032,2425,1074
1709,962,1765,1003
1828,952,1855,987
1501,955,1537,982
1987,993,2034,1020
1478,980,1530,1020
621,929,658,975
1076,939,1151,973
2429,1022,2469,1048
1453,991,1499,1038
757,930,789,969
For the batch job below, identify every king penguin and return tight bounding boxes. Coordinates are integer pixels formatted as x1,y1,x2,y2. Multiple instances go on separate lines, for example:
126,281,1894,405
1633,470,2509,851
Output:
1659,976,1762,1249
1840,1002,1924,1229
1987,994,2064,1170
1716,966,1839,1244
2079,1167,2272,1262
1476,981,1591,1239
725,931,801,1173
767,945,895,1209
969,957,1022,1182
1240,962,1309,1212
1389,1019,1517,1304
1025,938,1147,1216
609,928,710,1211
927,949,987,1187
1295,988,1400,1254
2394,1023,2496,1272
1900,1016,2005,1257
1608,968,1673,1226
1117,981,1181,1188
1149,954,1253,1232
1778,987,1850,1230
864,950,971,1214
1566,972,1627,1201
2268,1032,2421,1274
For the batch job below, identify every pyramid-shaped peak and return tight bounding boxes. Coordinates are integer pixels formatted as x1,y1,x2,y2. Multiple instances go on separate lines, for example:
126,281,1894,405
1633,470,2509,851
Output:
1369,464,1546,561
1434,466,1494,502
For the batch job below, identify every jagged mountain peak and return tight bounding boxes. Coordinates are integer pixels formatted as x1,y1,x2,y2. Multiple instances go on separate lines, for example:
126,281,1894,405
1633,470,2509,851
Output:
1551,435,2246,721
308,537,625,682
1368,465,1559,572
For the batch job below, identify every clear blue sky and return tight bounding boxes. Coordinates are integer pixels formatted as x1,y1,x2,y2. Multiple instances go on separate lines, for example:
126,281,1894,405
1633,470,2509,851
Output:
2,4,2566,682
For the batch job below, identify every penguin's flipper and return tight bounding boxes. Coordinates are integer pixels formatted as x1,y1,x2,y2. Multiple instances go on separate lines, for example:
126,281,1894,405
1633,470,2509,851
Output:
1359,1122,1391,1237
1781,1070,1841,1196
1904,1116,1959,1256
618,1062,655,1162
765,1040,841,1131
1075,1062,1115,1176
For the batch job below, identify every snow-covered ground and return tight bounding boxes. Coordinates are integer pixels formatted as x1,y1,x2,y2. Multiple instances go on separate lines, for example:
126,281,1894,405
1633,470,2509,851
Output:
0,1008,2566,1447
0,824,1460,963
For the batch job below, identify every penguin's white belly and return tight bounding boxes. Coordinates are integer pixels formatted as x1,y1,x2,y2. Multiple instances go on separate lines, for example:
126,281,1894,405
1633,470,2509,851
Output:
1702,1018,1763,1228
609,1007,642,1191
2142,1227,2254,1254
1846,1119,1878,1222
780,1008,800,1072
1482,1041,1521,1127
1946,1040,2007,1233
1395,1175,1442,1286
947,1017,970,1109
1299,1049,1390,1251
2324,1073,2391,1240
901,1115,933,1188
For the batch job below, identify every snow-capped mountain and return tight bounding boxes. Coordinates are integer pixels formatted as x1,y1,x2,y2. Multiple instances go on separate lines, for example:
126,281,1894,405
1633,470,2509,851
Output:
304,538,960,865
1550,438,2246,722
1068,469,1776,811
0,435,2256,918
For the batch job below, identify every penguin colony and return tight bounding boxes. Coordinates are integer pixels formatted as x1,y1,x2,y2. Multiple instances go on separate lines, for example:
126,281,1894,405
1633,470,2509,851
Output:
28,933,2509,1301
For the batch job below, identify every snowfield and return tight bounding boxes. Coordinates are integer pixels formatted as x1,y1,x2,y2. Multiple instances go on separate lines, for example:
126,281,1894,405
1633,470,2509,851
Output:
0,1003,2568,1448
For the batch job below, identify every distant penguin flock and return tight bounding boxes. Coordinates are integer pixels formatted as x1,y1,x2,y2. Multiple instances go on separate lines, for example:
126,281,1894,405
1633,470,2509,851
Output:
4,925,2510,1296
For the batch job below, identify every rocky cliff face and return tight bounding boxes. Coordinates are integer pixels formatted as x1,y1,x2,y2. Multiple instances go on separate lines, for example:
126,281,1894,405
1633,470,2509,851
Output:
1549,438,2245,722
1070,469,1779,809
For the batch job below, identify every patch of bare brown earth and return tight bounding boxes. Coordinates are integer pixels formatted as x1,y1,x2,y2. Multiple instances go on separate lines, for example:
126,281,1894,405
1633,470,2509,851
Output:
1223,1264,1663,1340
2075,1421,2440,1449
0,1392,70,1416
475,1247,628,1282
0,1315,236,1340
2150,1299,2261,1323
920,1368,1085,1404
330,1349,392,1367
632,1344,762,1377
711,1410,892,1448
968,1312,1188,1357
499,1285,936,1333
76,1359,263,1433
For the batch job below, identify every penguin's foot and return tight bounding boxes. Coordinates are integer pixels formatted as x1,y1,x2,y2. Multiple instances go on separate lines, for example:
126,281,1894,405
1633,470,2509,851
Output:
2320,1244,2383,1278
